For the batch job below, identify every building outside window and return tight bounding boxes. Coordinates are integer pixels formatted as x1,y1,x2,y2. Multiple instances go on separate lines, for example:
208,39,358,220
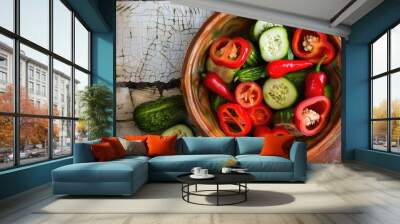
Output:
0,0,91,170
370,23,400,154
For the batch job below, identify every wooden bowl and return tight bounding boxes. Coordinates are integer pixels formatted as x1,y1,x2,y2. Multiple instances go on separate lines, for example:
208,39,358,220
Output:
181,13,341,160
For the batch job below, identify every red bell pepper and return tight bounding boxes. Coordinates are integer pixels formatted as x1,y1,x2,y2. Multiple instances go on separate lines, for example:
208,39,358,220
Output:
267,60,314,78
210,37,251,69
203,72,235,102
248,104,273,126
253,126,290,137
294,96,331,136
217,103,252,137
292,29,335,65
305,57,328,98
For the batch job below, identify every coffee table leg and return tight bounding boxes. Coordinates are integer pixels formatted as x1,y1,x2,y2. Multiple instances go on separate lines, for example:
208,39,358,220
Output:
216,184,219,206
245,183,247,201
195,184,198,192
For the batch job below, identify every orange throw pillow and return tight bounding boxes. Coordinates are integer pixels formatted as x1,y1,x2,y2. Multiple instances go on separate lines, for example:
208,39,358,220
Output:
146,135,177,157
259,134,294,159
101,137,126,158
91,142,117,162
124,135,148,141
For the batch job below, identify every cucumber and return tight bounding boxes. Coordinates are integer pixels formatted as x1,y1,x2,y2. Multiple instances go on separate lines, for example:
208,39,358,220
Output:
285,71,306,95
259,27,289,62
324,85,334,100
235,66,267,82
244,42,262,68
273,108,303,136
251,21,282,41
161,124,194,137
133,95,186,133
263,77,298,110
211,95,227,112
273,108,294,124
206,57,238,83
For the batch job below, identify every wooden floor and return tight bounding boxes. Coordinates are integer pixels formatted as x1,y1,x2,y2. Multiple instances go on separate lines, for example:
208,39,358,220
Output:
1,162,400,224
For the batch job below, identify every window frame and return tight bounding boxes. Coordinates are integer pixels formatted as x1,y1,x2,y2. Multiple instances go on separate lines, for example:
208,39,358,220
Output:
0,0,92,171
370,21,400,154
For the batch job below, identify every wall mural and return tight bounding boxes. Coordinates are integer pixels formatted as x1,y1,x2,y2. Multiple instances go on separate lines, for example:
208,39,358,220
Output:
116,1,341,163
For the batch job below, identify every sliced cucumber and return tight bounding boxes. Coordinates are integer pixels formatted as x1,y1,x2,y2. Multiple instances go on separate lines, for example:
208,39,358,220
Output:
259,27,289,62
263,77,298,110
161,124,194,137
251,21,282,41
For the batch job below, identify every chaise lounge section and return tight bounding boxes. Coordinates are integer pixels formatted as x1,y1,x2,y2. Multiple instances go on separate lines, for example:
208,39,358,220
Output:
52,137,307,196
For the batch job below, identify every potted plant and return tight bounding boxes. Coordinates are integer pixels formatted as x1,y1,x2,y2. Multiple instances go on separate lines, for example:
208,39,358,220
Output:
79,84,113,140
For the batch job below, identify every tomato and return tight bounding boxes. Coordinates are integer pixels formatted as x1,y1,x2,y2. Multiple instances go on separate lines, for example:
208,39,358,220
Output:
253,126,289,137
253,126,271,137
294,96,331,136
248,104,273,126
235,81,263,108
217,103,252,137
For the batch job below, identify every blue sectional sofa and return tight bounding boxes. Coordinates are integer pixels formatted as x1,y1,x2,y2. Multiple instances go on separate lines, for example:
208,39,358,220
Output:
52,137,307,196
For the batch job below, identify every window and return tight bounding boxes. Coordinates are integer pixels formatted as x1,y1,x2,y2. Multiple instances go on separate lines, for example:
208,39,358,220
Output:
370,23,400,154
0,0,14,32
28,81,34,94
0,0,91,170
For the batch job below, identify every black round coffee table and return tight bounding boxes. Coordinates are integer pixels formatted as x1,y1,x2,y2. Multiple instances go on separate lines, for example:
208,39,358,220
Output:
177,173,255,206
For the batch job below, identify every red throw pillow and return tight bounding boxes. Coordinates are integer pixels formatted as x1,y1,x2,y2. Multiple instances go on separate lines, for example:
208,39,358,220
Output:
91,142,117,162
259,134,294,159
146,135,177,157
101,137,126,158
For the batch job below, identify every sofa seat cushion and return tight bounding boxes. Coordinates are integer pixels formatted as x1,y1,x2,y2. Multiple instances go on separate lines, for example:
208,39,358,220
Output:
236,155,293,172
53,159,147,183
149,155,235,172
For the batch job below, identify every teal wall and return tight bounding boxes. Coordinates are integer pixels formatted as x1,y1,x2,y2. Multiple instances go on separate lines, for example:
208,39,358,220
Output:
344,0,400,171
0,0,115,200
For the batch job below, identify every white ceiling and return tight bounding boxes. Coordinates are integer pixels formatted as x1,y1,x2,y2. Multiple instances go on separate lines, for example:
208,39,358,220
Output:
227,0,353,22
172,0,384,37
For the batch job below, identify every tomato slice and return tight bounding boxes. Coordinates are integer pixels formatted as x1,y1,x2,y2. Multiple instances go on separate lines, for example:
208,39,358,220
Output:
248,104,273,126
217,103,252,137
253,126,290,137
235,81,263,108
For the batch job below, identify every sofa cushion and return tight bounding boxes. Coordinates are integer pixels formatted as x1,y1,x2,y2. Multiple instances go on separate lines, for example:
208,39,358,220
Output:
235,137,264,155
73,139,100,163
236,155,293,172
149,154,235,172
53,158,147,183
91,142,118,162
180,137,235,155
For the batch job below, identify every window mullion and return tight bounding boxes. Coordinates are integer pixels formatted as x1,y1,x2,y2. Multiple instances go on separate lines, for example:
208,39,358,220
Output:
71,10,76,155
387,30,391,152
48,0,54,160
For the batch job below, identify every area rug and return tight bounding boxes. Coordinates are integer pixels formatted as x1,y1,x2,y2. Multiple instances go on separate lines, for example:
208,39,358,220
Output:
37,183,361,214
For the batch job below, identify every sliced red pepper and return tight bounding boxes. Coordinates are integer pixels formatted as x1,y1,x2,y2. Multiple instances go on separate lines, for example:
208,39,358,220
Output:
210,37,251,69
253,126,290,137
294,96,331,136
305,57,328,98
217,103,252,137
248,104,273,126
234,81,263,109
203,72,235,102
292,29,335,65
267,60,313,78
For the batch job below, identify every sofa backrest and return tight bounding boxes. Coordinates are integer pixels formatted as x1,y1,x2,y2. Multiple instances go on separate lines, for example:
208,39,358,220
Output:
73,139,100,163
179,137,235,155
235,137,264,155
